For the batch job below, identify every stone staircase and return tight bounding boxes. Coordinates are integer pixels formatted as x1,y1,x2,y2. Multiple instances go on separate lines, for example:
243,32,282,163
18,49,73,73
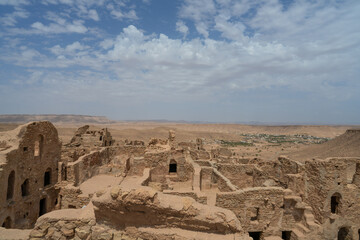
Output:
283,190,321,240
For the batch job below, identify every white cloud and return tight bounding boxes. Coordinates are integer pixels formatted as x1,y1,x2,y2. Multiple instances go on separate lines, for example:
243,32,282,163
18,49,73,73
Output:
179,0,216,37
100,39,114,49
176,21,189,39
107,3,138,20
88,9,99,21
50,41,89,56
0,0,29,5
0,1,359,121
30,19,87,34
0,7,29,26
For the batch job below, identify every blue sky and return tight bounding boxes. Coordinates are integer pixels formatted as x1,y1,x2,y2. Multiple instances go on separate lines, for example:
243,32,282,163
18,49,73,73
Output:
0,0,360,123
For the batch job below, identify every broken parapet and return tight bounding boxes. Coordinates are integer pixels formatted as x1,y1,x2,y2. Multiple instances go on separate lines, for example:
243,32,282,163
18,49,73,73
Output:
92,185,244,235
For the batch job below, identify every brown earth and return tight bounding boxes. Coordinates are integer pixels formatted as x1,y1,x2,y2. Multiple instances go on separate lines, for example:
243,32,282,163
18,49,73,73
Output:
287,129,360,161
1,122,359,161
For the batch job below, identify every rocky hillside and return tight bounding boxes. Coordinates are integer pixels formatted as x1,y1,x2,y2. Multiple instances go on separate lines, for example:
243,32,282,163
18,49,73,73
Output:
0,114,115,124
288,129,360,160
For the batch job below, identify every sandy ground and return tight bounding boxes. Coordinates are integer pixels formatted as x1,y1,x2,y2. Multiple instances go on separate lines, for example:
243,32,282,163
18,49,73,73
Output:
52,122,354,143
79,175,123,197
1,122,358,161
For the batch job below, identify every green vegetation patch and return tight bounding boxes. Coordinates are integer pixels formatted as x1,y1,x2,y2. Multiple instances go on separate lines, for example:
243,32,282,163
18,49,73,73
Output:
220,140,254,147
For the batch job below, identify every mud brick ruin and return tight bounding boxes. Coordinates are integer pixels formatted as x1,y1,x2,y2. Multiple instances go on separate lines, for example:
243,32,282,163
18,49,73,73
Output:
0,122,359,240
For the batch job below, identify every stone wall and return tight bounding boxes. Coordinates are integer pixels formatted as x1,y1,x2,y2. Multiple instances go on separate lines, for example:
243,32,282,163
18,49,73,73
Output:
304,158,360,239
215,187,312,238
67,148,111,186
200,167,237,192
217,164,255,189
0,121,61,229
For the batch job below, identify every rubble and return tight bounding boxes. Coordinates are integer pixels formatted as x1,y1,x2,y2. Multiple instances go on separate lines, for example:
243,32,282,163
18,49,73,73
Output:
0,122,359,240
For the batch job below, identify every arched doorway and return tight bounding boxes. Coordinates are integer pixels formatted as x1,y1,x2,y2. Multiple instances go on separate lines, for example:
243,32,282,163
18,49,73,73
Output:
338,227,352,240
2,217,12,229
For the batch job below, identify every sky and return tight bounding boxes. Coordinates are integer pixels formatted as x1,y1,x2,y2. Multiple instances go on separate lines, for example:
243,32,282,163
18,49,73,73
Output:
0,0,360,124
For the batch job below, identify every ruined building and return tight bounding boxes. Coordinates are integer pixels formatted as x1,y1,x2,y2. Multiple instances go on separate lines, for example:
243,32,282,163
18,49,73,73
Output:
0,123,360,240
0,122,61,229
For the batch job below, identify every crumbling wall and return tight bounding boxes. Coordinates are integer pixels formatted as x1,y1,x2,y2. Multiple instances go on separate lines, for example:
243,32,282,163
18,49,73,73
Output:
200,167,237,192
0,121,61,229
217,164,255,189
216,187,287,237
58,186,90,209
304,158,360,238
252,158,302,189
67,148,111,186
130,150,194,189
92,186,243,235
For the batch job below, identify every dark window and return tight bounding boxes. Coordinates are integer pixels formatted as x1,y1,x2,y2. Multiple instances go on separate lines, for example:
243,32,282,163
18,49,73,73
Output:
2,217,12,229
39,198,46,216
331,193,341,214
44,169,51,186
338,227,351,240
61,165,67,181
21,179,30,197
99,136,102,141
7,171,15,200
282,231,292,240
169,160,177,173
249,232,262,240
126,158,131,172
23,147,28,152
68,205,76,209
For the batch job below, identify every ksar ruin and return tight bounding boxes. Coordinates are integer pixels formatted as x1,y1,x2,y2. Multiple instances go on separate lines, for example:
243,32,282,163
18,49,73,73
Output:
0,121,360,240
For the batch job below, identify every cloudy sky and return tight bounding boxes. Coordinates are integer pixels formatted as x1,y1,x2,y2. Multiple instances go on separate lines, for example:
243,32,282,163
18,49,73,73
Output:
0,0,359,123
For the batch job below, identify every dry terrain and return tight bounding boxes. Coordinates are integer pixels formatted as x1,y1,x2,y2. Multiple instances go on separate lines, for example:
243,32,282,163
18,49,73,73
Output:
1,121,358,161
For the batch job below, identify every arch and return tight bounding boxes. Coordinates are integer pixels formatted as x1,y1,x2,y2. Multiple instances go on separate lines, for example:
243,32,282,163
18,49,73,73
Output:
2,217,12,229
169,159,177,173
338,227,351,240
44,168,51,186
331,193,342,214
34,134,44,157
6,171,15,200
21,179,30,197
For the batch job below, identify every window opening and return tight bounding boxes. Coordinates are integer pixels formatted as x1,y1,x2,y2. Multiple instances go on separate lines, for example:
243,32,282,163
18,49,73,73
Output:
169,160,177,173
282,231,292,240
21,179,30,197
249,232,262,240
7,171,15,200
331,193,341,214
44,168,51,186
39,198,46,216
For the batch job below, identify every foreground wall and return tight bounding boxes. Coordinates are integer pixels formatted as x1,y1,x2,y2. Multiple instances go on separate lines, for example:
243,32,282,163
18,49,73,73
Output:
304,158,360,239
0,121,61,229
